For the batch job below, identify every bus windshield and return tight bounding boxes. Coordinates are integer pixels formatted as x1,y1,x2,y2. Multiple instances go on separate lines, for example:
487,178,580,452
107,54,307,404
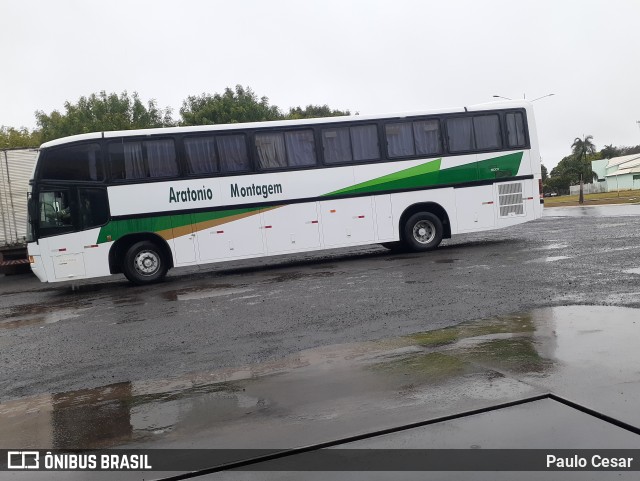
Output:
36,188,109,238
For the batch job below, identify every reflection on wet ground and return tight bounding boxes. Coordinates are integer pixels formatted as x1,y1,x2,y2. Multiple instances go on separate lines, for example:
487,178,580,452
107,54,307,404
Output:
161,285,253,302
532,243,569,250
2,305,639,450
0,303,91,330
544,204,640,217
1,270,346,330
526,255,572,263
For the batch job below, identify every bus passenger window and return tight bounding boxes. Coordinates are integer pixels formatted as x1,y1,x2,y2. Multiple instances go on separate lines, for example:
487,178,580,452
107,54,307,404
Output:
255,133,287,169
285,130,316,167
413,120,441,155
506,112,526,147
109,139,178,180
446,117,474,152
350,125,380,161
217,135,250,172
146,139,178,177
322,128,352,164
473,115,502,150
386,122,415,158
185,136,218,174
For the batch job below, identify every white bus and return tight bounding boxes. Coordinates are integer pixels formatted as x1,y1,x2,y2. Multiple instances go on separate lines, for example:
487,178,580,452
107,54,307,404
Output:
27,100,543,285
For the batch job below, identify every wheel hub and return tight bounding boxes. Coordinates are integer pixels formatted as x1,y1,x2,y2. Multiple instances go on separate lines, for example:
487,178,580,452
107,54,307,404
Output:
135,250,159,276
413,220,436,244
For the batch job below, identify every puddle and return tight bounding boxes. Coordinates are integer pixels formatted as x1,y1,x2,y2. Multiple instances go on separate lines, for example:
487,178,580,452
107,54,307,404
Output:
2,306,640,449
265,271,338,283
526,255,572,263
543,204,640,217
533,243,568,250
161,284,252,301
0,307,91,330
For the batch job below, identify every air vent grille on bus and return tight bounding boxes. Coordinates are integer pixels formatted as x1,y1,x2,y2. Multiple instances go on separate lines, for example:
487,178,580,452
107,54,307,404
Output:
498,182,525,218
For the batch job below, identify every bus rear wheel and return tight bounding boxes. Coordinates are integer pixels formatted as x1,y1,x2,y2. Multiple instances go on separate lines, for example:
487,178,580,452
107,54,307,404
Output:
122,241,168,285
403,212,443,252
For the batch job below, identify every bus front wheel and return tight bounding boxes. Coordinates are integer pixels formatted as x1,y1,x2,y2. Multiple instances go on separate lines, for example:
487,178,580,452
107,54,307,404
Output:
122,241,168,285
403,212,443,252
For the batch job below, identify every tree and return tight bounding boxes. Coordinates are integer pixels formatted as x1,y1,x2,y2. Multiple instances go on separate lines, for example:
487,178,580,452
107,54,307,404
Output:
35,91,174,143
0,126,41,149
541,164,548,182
619,145,640,156
600,144,620,159
180,85,283,125
286,105,350,120
570,135,597,204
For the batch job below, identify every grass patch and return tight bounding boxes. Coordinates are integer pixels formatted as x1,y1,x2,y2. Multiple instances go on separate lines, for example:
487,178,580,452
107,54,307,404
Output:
458,338,551,373
372,352,468,382
408,314,535,348
544,189,640,207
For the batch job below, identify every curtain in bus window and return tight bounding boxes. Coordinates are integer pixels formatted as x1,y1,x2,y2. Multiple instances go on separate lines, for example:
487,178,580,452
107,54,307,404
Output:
386,122,415,158
447,118,474,152
146,139,178,178
473,115,502,150
413,120,441,156
285,130,316,167
322,128,352,164
123,142,146,179
506,112,526,147
351,125,380,161
256,133,287,169
218,135,249,172
185,137,218,174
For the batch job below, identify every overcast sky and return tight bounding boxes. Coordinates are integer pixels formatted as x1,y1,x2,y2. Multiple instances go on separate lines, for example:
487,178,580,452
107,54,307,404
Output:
2,0,639,169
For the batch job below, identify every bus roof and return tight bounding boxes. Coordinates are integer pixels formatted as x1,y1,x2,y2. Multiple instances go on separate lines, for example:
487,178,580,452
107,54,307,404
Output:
39,100,531,149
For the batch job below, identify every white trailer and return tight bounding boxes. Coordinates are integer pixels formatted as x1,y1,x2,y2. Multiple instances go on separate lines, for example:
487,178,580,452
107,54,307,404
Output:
0,148,38,273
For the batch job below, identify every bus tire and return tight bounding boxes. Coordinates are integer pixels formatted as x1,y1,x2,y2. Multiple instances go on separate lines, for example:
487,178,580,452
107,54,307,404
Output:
122,240,168,285
403,212,443,252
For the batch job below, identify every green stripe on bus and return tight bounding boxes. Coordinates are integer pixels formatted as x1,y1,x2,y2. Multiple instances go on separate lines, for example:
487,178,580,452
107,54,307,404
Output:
324,152,523,197
97,206,263,244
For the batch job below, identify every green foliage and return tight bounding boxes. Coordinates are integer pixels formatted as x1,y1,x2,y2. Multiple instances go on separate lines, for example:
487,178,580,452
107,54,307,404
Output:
35,91,175,143
180,85,283,126
571,135,596,162
543,175,570,195
286,104,350,120
546,135,599,194
600,144,620,159
0,126,41,149
5,85,352,148
541,164,548,182
618,145,640,156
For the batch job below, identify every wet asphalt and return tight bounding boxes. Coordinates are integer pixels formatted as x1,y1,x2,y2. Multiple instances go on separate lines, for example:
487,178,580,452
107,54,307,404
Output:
1,204,640,479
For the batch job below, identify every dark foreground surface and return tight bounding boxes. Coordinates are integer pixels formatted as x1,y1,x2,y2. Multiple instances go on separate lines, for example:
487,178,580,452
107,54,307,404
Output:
1,204,640,480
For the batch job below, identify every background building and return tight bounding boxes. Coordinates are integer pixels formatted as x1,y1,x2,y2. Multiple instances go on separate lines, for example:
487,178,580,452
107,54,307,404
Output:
591,154,640,192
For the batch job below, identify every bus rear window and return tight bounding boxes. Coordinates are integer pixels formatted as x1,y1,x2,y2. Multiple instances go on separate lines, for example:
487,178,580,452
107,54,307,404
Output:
38,144,103,181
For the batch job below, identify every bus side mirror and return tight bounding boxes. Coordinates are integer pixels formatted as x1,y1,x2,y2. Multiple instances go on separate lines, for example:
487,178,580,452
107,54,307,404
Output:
28,197,37,222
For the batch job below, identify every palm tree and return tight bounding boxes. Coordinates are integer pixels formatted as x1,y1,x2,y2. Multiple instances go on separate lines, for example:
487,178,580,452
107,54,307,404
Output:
571,135,597,204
